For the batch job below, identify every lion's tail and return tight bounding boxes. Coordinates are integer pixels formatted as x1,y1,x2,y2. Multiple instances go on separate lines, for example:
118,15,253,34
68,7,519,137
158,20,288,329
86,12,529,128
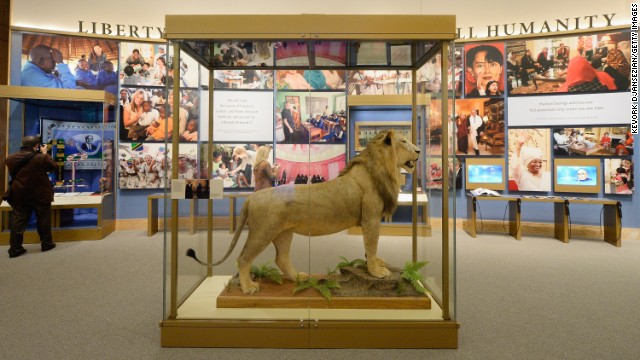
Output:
186,198,250,267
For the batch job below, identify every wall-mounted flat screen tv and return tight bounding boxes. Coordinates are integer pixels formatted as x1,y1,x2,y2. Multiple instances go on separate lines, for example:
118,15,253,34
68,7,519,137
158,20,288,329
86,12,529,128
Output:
465,157,505,191
554,158,601,194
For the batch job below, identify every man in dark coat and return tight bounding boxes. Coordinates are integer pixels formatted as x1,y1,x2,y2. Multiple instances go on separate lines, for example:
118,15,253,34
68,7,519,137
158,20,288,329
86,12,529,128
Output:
4,136,58,258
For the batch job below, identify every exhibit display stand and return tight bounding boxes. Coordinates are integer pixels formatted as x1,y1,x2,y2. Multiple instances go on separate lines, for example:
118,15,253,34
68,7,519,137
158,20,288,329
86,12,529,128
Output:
0,86,117,243
161,14,458,348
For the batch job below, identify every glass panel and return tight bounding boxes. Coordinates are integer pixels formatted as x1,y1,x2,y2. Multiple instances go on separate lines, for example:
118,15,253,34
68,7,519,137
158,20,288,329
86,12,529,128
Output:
163,36,456,333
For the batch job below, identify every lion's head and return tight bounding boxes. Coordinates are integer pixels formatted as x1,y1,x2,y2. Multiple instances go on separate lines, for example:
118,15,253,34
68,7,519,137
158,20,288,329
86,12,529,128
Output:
341,130,420,216
393,132,421,173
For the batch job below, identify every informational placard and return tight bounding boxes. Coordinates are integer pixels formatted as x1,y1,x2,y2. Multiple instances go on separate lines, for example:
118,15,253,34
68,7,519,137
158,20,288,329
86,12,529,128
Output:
507,93,630,127
213,91,274,142
171,179,186,199
210,178,224,199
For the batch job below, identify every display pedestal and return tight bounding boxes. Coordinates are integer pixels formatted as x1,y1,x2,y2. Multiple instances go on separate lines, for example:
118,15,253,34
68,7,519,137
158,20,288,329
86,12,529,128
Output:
0,194,115,243
217,275,431,310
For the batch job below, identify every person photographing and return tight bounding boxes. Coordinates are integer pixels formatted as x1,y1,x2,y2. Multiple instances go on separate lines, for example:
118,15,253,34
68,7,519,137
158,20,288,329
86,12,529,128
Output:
4,136,58,258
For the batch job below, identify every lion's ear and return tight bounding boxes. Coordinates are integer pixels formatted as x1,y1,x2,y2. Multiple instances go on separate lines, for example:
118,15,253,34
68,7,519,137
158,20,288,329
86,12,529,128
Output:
384,130,394,146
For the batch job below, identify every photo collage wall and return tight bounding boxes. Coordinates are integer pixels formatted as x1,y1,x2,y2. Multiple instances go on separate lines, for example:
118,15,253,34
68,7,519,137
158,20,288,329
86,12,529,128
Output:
422,30,633,195
117,42,201,189
14,31,632,195
211,41,351,191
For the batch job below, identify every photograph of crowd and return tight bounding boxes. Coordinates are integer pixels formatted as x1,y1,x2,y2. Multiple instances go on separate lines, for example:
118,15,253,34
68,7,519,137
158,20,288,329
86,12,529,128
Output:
508,128,551,192
453,99,505,156
209,143,270,189
212,42,275,67
464,43,505,97
507,31,630,95
119,42,199,88
604,158,634,195
119,88,199,142
118,143,198,189
552,126,633,156
276,92,347,144
214,69,274,89
20,34,119,94
275,144,346,184
347,70,413,95
275,70,346,90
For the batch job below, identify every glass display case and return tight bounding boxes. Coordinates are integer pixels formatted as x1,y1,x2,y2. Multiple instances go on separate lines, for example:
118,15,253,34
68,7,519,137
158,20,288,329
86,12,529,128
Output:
0,86,116,242
161,14,458,348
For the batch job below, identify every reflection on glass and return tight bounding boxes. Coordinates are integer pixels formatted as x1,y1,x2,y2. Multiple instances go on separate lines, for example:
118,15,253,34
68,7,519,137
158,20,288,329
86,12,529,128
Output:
347,70,412,95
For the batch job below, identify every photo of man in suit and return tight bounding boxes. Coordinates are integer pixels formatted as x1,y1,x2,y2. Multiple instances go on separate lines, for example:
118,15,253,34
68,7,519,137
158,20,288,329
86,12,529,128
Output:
81,135,96,152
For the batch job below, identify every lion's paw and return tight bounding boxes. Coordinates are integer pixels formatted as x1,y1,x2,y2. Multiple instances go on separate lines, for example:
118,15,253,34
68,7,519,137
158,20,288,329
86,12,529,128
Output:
296,272,309,281
368,264,391,278
374,257,386,267
241,280,260,294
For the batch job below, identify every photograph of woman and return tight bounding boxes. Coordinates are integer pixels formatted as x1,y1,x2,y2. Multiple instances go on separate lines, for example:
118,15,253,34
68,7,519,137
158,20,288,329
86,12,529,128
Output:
508,129,551,192
464,43,505,97
252,145,280,192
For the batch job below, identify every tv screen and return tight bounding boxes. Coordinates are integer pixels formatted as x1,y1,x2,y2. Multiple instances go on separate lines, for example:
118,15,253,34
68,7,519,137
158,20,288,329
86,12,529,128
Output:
468,165,504,184
556,166,598,186
554,158,601,193
465,157,505,191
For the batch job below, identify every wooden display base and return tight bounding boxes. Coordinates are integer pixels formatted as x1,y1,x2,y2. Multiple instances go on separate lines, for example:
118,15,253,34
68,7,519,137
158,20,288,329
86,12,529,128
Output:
217,272,431,310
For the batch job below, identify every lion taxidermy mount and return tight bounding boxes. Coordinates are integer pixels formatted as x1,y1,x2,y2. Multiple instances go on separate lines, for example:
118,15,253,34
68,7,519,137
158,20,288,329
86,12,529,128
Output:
188,130,420,294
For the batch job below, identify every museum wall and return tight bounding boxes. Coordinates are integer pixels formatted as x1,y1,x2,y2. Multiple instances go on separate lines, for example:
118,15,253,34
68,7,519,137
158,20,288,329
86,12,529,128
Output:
5,1,638,229
10,0,633,39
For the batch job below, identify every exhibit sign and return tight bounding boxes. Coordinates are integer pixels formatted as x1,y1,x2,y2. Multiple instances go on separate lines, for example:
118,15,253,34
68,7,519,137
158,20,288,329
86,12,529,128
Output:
507,92,630,127
213,91,274,143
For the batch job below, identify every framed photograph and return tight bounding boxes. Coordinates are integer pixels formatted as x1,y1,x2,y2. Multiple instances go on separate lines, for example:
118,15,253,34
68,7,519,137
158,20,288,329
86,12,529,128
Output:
507,30,630,96
275,144,347,184
119,43,199,89
120,87,200,143
453,98,505,157
41,119,116,170
117,143,197,190
463,42,505,97
275,70,346,90
18,34,118,93
507,128,551,192
276,91,347,144
604,158,634,195
213,42,275,67
354,121,412,152
347,70,412,96
552,126,632,157
214,70,273,89
209,143,270,191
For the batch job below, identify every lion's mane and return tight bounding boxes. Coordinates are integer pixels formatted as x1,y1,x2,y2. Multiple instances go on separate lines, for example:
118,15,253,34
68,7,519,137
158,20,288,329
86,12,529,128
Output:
339,131,400,217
